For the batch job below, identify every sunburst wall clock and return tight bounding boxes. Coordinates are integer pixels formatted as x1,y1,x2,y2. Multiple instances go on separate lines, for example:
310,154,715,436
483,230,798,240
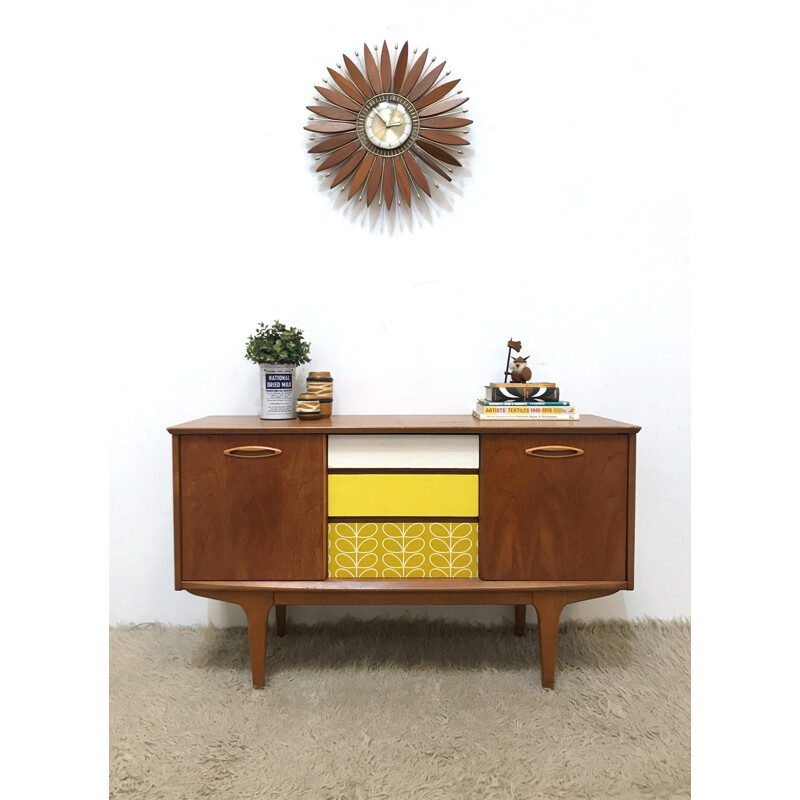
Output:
305,41,472,209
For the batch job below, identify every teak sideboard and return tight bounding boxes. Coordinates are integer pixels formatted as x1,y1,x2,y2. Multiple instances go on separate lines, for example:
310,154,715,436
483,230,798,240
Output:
168,414,640,688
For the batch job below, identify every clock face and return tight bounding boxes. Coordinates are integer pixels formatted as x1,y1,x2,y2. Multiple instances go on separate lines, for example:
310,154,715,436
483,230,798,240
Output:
365,101,413,150
305,41,473,209
356,93,420,157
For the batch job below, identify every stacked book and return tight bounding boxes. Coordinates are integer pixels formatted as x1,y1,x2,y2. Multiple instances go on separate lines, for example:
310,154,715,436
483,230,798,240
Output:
472,383,579,421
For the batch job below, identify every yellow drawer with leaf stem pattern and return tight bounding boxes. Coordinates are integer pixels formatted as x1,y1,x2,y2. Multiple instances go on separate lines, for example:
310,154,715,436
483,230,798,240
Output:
327,520,478,578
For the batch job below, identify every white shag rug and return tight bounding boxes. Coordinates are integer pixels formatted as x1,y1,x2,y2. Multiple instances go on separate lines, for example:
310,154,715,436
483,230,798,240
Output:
110,617,689,799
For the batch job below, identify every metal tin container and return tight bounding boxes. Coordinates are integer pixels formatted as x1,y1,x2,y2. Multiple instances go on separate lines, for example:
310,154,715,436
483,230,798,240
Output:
259,364,296,419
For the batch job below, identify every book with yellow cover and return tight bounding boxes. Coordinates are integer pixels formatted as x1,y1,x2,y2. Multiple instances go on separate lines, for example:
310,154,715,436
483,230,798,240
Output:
475,403,577,416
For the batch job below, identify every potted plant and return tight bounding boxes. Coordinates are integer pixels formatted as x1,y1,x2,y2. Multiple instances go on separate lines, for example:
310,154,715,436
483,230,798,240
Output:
245,320,311,419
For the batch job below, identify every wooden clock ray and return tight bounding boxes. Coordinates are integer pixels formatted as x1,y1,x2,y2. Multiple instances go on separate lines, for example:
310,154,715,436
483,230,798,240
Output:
305,41,472,209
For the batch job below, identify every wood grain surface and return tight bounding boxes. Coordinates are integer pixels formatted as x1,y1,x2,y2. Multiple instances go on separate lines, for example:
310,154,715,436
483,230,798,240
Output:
327,68,367,104
419,129,470,146
382,158,395,208
363,43,382,95
307,132,358,153
407,61,446,104
366,156,383,205
307,104,357,122
411,146,452,182
479,433,631,581
172,435,182,590
416,139,462,166
348,151,376,199
401,151,432,196
626,434,637,589
316,140,362,172
178,434,326,581
394,157,412,205
313,85,362,112
183,578,627,593
420,116,474,129
379,41,392,92
415,79,460,110
401,48,428,96
169,415,641,435
330,148,367,188
419,96,468,117
394,42,409,91
342,55,373,100
303,120,356,134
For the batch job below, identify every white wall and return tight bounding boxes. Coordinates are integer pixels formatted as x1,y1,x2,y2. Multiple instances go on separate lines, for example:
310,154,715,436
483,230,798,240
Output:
105,0,690,626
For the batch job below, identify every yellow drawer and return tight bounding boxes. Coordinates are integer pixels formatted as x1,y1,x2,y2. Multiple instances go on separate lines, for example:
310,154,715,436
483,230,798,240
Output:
327,473,479,518
328,521,479,578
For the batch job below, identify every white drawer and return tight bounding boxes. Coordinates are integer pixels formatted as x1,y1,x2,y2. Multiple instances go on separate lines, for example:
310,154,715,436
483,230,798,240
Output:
327,435,479,469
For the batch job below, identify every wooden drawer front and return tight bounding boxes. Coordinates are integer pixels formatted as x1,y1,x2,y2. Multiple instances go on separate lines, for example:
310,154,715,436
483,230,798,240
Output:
479,434,629,581
328,473,478,517
179,434,326,581
328,435,479,469
328,521,478,578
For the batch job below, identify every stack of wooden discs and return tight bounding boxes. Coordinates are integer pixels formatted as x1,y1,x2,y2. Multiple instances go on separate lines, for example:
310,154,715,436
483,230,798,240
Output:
296,393,321,419
306,371,333,417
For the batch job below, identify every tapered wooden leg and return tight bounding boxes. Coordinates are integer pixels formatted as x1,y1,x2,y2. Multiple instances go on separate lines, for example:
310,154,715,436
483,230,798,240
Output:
531,592,568,689
239,592,274,689
514,604,527,636
275,604,287,637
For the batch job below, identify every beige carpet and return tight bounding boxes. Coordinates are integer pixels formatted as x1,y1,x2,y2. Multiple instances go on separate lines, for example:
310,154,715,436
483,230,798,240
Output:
110,617,690,799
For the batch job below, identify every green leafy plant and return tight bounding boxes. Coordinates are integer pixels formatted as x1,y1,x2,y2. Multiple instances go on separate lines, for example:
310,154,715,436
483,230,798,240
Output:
245,320,311,366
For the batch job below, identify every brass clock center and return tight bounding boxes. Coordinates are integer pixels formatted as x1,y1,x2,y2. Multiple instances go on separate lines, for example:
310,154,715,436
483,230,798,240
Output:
356,93,420,157
365,101,412,150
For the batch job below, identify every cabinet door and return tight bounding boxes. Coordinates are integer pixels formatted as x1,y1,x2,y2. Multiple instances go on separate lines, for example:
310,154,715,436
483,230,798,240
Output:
479,434,630,581
178,434,326,581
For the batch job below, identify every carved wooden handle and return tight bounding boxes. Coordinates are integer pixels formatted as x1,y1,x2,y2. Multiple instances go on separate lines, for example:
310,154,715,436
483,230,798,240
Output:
223,446,282,459
525,446,585,458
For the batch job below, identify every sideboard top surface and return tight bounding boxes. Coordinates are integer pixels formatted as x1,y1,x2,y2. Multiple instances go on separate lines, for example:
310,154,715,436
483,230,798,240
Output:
167,414,640,435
